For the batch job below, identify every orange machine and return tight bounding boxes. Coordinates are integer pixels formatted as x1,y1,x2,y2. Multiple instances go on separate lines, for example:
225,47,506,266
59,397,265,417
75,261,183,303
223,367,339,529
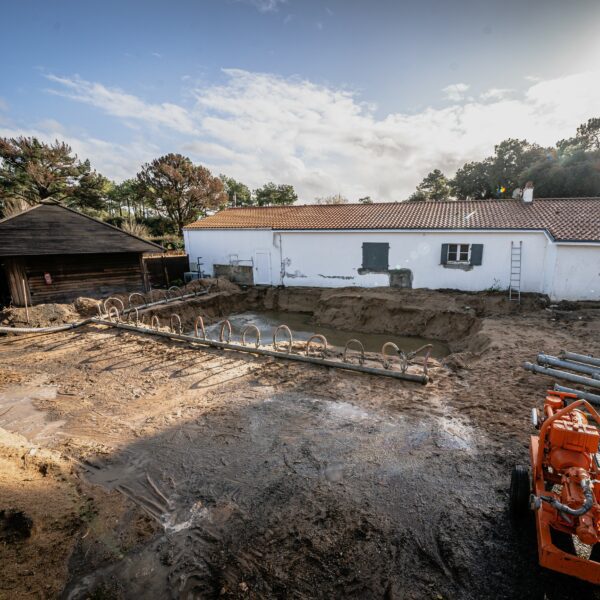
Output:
511,390,600,583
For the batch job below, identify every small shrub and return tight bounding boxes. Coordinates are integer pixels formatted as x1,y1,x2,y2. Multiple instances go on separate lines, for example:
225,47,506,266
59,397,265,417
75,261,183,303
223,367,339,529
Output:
121,220,151,240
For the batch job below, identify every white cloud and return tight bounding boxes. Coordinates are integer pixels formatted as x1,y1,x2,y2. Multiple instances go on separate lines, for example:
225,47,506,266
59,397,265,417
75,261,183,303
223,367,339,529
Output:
442,82,470,102
0,97,8,111
480,88,514,101
17,66,600,199
189,69,600,200
236,0,287,12
45,74,196,134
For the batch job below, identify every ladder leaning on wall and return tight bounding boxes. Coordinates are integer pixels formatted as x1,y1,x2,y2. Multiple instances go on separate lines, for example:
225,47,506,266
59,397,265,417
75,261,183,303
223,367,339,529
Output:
509,241,522,302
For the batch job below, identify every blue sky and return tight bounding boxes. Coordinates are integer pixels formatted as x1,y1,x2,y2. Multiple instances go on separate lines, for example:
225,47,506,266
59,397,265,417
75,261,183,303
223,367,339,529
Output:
2,0,600,200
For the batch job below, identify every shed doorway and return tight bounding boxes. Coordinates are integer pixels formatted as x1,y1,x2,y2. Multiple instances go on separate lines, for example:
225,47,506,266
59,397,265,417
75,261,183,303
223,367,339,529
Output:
0,262,11,307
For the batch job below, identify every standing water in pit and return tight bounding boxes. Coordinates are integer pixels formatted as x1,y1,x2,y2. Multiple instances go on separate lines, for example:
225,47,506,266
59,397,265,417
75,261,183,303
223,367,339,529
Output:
200,311,449,358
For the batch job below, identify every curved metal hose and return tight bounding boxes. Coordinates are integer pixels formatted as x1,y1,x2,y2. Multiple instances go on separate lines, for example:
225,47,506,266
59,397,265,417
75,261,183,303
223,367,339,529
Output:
0,320,93,334
541,478,594,516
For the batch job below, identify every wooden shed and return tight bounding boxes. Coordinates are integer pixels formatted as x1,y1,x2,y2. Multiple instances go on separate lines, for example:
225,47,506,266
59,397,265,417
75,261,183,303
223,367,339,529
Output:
0,201,163,307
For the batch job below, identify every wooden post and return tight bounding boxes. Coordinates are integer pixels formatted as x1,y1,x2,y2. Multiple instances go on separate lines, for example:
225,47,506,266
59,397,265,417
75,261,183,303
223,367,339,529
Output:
4,258,31,307
22,279,30,323
139,254,150,292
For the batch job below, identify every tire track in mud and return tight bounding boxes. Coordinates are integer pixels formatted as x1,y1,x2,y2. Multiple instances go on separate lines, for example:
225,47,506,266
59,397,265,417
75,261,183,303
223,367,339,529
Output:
63,393,489,599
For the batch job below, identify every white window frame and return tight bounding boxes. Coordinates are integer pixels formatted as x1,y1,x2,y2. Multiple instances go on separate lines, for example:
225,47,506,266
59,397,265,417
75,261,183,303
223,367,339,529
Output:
447,243,471,264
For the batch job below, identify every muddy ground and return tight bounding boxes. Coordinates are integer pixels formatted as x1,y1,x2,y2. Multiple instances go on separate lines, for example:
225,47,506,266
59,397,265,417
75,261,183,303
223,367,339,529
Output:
1,284,600,599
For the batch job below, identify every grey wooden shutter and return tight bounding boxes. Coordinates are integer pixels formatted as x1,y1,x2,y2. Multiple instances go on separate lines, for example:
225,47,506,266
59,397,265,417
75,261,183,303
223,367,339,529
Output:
440,244,449,265
362,243,389,271
470,244,483,266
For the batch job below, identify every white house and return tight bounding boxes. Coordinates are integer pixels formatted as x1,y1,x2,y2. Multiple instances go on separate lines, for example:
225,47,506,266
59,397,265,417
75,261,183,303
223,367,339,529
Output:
183,197,600,301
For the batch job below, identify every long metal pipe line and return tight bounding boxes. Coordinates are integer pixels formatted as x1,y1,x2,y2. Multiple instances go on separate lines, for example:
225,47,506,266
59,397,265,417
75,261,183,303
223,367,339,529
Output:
523,362,600,390
0,319,93,334
114,290,211,316
560,351,600,369
537,353,600,379
553,384,600,406
92,318,430,384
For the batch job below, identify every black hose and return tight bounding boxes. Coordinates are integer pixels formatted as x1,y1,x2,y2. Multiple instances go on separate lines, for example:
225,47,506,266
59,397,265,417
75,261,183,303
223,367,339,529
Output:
541,478,594,516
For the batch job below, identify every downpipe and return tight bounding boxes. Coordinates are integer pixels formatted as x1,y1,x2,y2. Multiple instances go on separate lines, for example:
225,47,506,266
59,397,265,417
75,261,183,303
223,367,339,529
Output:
93,318,430,384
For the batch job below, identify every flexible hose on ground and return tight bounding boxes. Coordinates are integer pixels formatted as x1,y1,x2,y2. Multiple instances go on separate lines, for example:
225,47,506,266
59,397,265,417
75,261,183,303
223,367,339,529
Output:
0,319,93,334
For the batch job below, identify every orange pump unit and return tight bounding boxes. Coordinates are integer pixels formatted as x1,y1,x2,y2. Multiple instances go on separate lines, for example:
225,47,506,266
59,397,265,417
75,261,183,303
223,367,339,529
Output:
511,390,600,583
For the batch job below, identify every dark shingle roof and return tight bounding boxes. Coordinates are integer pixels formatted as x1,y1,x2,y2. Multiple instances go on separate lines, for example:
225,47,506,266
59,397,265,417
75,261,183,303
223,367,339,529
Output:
184,198,600,242
0,202,163,256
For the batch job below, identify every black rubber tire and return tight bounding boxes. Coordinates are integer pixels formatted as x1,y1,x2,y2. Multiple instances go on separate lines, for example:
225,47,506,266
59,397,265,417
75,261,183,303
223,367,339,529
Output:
510,465,531,517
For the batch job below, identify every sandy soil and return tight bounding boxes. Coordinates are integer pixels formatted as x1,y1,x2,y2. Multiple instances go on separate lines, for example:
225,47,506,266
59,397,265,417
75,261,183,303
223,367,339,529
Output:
0,286,599,599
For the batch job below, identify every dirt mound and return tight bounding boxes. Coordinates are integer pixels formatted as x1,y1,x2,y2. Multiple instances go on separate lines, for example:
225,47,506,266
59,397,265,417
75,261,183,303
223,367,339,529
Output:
0,302,80,328
74,297,102,317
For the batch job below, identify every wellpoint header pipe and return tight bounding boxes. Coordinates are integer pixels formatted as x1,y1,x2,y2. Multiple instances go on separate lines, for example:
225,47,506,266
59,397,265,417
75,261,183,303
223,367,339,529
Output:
523,362,600,390
93,318,430,384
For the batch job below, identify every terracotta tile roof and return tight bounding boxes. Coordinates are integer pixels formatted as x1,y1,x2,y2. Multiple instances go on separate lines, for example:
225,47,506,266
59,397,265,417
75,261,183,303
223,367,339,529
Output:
184,198,600,242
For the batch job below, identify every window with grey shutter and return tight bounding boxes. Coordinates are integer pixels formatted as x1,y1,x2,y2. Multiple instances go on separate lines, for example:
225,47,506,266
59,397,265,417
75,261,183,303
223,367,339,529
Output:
440,244,449,265
470,244,483,266
362,242,389,272
441,243,484,267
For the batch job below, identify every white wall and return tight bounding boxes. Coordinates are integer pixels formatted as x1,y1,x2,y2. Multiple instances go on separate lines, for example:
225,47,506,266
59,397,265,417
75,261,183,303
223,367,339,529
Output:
183,227,600,300
547,244,600,301
184,228,275,280
279,230,550,292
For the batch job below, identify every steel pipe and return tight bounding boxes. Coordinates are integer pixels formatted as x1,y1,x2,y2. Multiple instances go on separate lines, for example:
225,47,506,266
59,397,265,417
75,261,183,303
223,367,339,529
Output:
170,314,183,334
343,339,365,365
523,362,600,390
0,319,93,334
168,286,183,301
273,324,293,354
128,293,146,308
127,308,140,326
306,334,327,357
554,385,600,406
537,353,600,379
219,320,232,343
560,351,600,369
92,318,430,384
241,324,261,348
104,297,125,315
194,316,207,340
107,306,120,322
381,342,399,370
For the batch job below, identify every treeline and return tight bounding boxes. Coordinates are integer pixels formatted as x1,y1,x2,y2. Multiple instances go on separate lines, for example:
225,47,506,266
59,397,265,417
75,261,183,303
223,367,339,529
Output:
0,138,298,249
410,117,600,201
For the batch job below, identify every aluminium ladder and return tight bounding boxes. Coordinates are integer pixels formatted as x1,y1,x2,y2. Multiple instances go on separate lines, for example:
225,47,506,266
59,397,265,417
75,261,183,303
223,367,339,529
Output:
509,241,522,302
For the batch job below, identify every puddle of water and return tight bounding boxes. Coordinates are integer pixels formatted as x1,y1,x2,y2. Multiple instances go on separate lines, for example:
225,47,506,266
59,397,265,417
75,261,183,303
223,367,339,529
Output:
0,384,66,443
200,311,449,357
